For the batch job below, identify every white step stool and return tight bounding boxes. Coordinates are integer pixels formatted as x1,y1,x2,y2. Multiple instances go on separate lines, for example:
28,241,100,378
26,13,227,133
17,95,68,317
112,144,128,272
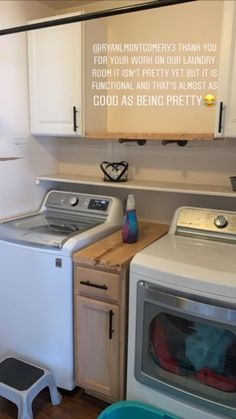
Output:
0,357,62,419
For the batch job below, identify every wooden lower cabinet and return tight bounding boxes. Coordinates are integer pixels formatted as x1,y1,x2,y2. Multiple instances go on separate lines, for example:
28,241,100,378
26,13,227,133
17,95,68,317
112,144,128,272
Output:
74,265,128,403
75,295,119,400
73,222,169,403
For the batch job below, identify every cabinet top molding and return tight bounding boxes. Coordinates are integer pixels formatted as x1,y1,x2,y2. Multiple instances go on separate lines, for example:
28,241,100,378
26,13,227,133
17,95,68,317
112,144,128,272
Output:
0,0,197,36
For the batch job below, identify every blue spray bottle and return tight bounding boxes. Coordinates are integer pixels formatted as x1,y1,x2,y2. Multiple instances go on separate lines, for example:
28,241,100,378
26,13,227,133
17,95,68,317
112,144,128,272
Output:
122,194,139,243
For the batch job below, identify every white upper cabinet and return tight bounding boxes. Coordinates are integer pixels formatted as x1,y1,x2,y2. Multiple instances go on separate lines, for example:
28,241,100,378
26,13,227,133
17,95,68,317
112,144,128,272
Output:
215,1,236,138
27,12,83,137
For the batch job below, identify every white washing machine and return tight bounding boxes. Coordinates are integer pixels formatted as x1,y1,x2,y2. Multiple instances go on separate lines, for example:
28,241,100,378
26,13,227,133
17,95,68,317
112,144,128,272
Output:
0,190,123,390
127,206,236,419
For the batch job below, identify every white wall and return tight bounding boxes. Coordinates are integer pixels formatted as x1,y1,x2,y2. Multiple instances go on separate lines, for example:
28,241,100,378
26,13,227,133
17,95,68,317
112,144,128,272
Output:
0,0,58,219
54,0,236,222
54,137,236,223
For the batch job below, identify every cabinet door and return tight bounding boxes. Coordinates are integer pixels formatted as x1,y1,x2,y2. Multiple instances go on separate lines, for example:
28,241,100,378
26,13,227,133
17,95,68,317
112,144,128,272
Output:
215,1,236,138
75,296,119,400
28,13,83,136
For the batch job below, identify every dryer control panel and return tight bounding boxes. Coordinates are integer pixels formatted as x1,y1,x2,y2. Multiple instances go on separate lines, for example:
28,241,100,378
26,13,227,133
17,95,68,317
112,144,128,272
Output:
173,207,236,242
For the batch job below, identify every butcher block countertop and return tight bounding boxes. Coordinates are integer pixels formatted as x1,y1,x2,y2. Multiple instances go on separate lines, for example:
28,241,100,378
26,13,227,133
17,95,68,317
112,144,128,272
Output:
73,221,169,272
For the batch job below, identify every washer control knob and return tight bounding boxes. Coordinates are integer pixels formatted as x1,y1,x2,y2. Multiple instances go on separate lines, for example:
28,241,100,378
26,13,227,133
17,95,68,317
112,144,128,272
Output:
69,196,79,206
214,215,228,228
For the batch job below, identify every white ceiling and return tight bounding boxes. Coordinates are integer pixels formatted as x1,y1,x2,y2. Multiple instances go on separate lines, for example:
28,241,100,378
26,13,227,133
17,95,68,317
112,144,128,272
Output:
39,0,99,11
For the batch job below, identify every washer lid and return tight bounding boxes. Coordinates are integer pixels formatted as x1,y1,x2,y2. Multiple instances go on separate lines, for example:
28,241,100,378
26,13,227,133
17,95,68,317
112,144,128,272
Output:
130,234,236,300
0,211,102,249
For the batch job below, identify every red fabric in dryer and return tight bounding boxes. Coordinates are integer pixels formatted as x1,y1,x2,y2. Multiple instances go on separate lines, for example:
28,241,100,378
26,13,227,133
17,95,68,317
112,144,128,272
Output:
150,317,180,374
197,368,236,392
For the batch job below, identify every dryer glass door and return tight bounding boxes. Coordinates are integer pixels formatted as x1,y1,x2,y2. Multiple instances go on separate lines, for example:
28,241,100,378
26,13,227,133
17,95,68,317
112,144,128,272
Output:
135,281,236,418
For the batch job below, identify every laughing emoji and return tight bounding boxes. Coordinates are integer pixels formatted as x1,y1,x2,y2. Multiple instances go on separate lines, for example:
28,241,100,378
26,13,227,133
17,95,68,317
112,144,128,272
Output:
203,94,216,107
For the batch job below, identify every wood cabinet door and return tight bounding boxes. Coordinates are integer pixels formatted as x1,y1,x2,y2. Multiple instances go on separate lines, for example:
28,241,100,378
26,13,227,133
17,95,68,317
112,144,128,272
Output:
27,13,83,137
215,1,236,138
75,295,119,400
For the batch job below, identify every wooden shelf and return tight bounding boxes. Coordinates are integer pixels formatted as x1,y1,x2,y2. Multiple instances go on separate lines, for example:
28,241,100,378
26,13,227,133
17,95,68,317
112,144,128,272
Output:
36,173,235,197
85,132,214,141
73,221,169,271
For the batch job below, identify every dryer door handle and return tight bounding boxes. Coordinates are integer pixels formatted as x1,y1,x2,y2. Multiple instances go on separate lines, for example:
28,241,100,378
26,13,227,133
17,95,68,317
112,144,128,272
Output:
138,281,236,325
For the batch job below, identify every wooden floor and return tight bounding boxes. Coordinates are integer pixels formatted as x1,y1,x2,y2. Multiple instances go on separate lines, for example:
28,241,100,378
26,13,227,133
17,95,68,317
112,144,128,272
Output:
0,387,108,418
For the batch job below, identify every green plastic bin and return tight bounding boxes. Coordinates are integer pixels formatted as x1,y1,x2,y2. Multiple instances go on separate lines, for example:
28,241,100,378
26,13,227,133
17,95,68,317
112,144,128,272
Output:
97,401,179,419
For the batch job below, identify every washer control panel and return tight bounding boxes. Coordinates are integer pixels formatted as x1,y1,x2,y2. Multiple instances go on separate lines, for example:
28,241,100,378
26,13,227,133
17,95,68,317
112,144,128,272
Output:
88,199,109,211
175,207,236,239
44,191,111,214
